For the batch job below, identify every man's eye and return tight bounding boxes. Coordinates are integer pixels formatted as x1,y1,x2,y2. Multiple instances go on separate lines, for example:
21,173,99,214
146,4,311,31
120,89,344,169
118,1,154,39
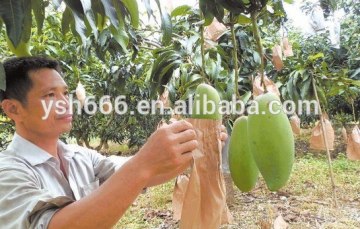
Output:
46,93,55,97
64,91,69,96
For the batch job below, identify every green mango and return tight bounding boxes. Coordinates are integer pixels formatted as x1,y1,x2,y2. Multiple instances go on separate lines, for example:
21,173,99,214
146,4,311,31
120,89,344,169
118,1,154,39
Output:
248,92,294,191
229,116,259,192
191,83,222,120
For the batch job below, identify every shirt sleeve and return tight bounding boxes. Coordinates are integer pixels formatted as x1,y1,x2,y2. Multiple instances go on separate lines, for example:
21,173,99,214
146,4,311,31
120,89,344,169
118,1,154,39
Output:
0,157,74,229
83,148,132,184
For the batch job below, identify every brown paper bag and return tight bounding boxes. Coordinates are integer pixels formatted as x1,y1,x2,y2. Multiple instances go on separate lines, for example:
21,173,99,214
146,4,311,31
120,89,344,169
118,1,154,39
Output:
309,114,335,151
175,119,232,229
282,37,294,57
157,88,171,108
253,75,281,98
204,18,227,42
290,114,301,136
172,174,190,220
346,125,360,160
341,126,348,143
272,45,284,71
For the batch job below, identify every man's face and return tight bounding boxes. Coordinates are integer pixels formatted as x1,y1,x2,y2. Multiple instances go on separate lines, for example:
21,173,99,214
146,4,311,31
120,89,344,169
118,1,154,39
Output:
18,68,73,138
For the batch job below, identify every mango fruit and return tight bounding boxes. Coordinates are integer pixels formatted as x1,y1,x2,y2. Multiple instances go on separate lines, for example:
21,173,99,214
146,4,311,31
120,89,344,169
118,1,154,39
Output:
229,116,259,192
191,83,222,120
6,36,31,57
248,92,294,191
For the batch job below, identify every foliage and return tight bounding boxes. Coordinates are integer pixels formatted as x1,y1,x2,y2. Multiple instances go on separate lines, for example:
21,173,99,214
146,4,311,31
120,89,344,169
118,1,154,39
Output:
0,11,166,151
1,0,359,150
0,0,139,52
271,11,360,122
150,1,287,104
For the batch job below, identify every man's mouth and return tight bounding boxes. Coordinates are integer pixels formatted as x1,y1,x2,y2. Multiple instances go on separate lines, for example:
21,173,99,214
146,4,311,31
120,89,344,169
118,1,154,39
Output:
57,114,73,121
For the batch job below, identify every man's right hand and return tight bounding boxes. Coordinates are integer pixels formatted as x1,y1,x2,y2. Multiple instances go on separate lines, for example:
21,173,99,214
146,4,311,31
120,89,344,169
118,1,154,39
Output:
135,120,198,179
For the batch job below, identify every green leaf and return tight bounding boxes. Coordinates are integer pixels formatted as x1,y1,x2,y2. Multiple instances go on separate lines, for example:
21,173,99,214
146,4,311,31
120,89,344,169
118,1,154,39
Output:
184,75,203,89
301,78,312,99
171,5,191,17
240,91,252,104
31,0,45,34
0,0,25,47
350,68,360,79
61,7,73,35
92,0,105,16
73,13,87,43
109,25,129,53
0,62,6,91
349,79,360,87
200,0,214,26
80,0,98,39
64,0,84,16
212,5,224,23
308,52,324,62
100,0,119,28
121,0,139,29
142,0,153,20
237,14,251,24
64,0,87,43
283,0,294,3
111,0,126,30
316,85,327,107
22,0,32,42
53,0,63,9
155,0,172,46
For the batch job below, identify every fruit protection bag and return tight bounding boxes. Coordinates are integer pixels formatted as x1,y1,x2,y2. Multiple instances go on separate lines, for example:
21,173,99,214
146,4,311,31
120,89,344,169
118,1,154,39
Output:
252,75,281,98
346,125,360,160
290,114,301,136
309,114,335,151
282,37,294,57
272,44,284,71
172,174,189,221
173,119,232,229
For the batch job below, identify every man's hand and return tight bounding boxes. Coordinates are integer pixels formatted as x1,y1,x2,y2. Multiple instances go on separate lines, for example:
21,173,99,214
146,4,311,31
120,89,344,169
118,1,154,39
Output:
146,121,228,187
135,120,198,179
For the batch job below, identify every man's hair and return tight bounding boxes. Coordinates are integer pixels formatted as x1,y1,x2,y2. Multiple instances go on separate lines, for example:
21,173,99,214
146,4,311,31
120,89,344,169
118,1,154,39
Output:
0,56,62,105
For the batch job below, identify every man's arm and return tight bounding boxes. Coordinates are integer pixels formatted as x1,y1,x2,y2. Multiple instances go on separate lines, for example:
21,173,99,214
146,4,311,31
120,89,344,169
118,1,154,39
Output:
48,120,197,229
49,155,151,228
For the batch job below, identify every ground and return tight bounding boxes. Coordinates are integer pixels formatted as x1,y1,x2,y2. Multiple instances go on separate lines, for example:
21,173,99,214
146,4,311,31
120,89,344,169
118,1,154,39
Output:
111,131,359,229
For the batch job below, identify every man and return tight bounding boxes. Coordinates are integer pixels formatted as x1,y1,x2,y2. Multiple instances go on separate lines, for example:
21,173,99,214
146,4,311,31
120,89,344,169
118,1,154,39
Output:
0,56,227,228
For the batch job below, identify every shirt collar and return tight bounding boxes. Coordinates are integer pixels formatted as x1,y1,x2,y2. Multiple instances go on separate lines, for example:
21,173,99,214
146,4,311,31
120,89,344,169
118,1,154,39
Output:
7,133,74,166
57,140,75,159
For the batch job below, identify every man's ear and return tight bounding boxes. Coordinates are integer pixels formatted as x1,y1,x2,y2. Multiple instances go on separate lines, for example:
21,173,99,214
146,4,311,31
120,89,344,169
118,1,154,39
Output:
1,99,23,122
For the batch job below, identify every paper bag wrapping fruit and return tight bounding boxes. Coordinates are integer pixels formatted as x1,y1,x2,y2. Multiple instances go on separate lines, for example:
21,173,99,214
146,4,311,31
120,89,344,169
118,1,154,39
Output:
172,174,189,220
272,45,284,71
282,37,294,57
342,126,348,143
172,119,232,229
290,114,301,136
252,75,281,98
346,125,360,160
309,114,335,151
204,18,227,42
